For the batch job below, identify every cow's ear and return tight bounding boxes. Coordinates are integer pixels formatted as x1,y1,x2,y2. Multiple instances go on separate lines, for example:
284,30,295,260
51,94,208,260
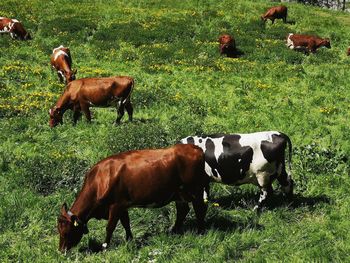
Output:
61,203,68,214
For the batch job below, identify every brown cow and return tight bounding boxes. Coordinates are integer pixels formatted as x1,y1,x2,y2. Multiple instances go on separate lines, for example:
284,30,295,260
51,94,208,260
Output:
347,47,350,56
261,5,288,24
49,76,134,127
50,45,76,84
286,33,331,53
0,17,31,40
57,144,208,252
218,34,236,57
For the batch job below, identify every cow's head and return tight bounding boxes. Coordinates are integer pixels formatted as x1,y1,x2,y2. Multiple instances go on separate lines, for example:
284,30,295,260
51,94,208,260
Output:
218,34,235,55
323,38,331,49
66,69,77,83
57,203,88,252
13,22,31,40
49,106,63,128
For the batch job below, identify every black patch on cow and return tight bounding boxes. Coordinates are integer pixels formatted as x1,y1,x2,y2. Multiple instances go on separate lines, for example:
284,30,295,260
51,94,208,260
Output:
199,138,202,143
204,135,254,184
260,134,286,163
205,138,218,177
186,137,195,145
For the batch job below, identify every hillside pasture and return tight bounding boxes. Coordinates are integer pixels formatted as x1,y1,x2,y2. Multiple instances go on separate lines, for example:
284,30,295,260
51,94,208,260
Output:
0,0,350,261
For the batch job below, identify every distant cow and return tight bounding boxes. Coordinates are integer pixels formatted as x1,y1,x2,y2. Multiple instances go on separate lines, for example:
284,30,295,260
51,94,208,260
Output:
0,17,31,40
347,47,350,56
261,5,288,24
57,144,208,252
180,131,294,212
287,33,331,53
218,34,236,57
50,45,76,84
49,76,134,127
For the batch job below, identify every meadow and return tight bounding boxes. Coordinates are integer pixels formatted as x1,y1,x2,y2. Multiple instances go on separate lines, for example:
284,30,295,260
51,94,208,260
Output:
0,0,350,261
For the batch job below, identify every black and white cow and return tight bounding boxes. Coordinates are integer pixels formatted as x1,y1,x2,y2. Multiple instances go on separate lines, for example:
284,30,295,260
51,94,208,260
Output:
180,131,294,212
0,17,31,40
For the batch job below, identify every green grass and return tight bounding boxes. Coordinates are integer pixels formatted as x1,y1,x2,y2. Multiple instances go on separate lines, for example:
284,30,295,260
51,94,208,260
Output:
0,0,350,261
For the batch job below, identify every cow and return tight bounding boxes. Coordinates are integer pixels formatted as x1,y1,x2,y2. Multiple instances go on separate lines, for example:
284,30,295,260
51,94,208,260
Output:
0,17,31,40
57,144,208,252
347,47,350,56
50,45,76,84
286,33,331,54
49,76,134,127
218,34,236,58
261,5,288,24
180,131,294,213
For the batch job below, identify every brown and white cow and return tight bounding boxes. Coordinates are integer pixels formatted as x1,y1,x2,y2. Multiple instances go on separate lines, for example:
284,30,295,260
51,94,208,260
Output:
57,144,208,252
218,34,236,58
286,33,331,53
50,45,76,84
180,131,294,213
49,76,134,127
261,5,288,24
0,17,31,40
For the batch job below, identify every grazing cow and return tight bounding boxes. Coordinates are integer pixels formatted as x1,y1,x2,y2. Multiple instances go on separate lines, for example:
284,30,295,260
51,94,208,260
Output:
49,76,134,127
0,17,31,40
261,5,288,24
347,47,350,56
57,144,208,252
180,131,294,212
50,45,76,84
218,34,236,58
286,33,331,53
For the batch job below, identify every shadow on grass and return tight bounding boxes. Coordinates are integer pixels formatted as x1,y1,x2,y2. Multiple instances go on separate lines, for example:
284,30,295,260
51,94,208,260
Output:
212,191,331,211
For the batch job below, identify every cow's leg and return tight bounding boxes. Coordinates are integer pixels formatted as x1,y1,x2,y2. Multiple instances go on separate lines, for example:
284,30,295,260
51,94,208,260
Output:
192,196,207,234
171,201,190,234
125,100,133,122
277,166,294,199
254,184,273,214
103,205,121,250
72,105,82,125
283,14,287,23
254,173,273,214
271,18,275,24
81,103,92,122
115,103,125,125
119,210,133,241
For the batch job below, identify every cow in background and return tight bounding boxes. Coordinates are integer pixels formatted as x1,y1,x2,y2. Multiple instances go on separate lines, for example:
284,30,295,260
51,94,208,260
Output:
218,34,236,58
49,76,134,127
261,5,288,24
0,17,31,40
180,131,294,213
50,45,76,84
57,144,208,252
287,33,331,53
347,47,350,56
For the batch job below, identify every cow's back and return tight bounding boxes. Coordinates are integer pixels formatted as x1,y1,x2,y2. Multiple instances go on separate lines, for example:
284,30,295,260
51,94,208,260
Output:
180,131,285,185
83,144,205,207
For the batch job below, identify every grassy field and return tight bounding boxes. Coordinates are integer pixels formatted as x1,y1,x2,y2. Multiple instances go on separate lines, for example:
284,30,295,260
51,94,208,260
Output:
0,0,350,261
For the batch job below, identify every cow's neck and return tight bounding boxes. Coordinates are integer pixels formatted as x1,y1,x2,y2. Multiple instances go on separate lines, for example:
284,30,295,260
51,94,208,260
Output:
55,90,71,113
70,186,97,223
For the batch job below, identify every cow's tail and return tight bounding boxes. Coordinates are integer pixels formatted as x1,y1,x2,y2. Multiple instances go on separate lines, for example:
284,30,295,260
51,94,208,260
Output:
122,77,134,105
282,133,292,178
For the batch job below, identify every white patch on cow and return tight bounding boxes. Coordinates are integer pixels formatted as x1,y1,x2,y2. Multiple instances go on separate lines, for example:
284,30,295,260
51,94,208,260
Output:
102,243,108,249
57,70,66,82
53,45,65,54
11,19,19,23
54,50,68,61
286,33,295,49
236,131,280,186
88,101,95,106
258,189,268,203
